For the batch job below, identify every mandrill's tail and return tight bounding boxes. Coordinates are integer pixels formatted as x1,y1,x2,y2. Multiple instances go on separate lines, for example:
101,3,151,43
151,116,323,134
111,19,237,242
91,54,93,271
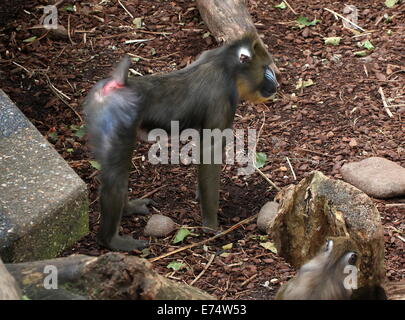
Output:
112,55,131,84
101,55,131,96
83,55,139,162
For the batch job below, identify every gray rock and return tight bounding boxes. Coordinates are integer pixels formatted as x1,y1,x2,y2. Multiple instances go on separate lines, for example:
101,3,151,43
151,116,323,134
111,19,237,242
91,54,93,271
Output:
0,90,88,262
144,214,176,237
341,157,405,199
257,201,279,232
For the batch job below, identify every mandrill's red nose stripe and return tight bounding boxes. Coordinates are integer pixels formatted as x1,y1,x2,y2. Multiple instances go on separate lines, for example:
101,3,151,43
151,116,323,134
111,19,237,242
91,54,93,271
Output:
102,80,125,96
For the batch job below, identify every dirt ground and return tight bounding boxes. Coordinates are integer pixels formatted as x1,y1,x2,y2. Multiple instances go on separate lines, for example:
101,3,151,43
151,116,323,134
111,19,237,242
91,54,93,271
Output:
0,0,403,300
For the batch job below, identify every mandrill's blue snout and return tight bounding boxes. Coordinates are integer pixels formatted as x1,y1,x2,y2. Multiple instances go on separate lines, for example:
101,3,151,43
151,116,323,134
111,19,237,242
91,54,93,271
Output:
260,66,278,98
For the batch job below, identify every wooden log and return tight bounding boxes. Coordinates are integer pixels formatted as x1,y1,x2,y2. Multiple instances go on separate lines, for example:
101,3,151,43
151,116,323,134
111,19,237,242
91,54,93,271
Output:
196,0,280,74
0,258,21,300
5,253,214,300
196,0,257,42
386,280,405,300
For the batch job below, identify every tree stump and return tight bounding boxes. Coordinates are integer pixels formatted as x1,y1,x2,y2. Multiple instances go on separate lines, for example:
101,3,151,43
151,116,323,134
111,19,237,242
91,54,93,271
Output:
267,171,386,298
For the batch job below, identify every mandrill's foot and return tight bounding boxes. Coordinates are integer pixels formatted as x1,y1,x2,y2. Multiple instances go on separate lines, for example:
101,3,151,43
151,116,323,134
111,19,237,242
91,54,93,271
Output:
202,217,218,234
123,198,156,216
97,234,149,251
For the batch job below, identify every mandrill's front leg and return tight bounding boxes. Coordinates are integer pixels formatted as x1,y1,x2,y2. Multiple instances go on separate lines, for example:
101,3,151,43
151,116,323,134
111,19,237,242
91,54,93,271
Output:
198,137,223,231
197,135,228,232
198,163,221,231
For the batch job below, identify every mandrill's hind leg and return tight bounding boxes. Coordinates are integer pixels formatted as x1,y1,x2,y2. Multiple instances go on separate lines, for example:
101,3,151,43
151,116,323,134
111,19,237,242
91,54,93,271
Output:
97,145,149,252
85,55,150,251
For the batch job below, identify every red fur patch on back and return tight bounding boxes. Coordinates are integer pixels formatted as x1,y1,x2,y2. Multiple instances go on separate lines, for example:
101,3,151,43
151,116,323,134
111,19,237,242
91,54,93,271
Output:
102,80,124,96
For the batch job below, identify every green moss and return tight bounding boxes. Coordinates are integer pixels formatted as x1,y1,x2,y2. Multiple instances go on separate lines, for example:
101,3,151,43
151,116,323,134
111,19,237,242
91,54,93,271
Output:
3,191,89,263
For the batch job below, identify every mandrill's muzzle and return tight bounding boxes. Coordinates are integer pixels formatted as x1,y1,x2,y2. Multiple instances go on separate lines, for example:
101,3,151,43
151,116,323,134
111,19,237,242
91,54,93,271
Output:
260,66,278,98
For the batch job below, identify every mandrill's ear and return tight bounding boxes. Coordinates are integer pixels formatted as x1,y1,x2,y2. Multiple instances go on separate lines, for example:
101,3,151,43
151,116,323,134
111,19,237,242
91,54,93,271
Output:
251,38,270,58
251,38,263,53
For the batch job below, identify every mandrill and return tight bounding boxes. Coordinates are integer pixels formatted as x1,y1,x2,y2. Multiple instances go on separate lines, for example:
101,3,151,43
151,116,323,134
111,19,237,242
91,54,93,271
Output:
276,237,360,300
83,34,279,251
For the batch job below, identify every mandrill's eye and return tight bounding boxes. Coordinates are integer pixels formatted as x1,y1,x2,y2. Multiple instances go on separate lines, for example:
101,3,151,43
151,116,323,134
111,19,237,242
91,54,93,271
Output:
347,252,357,265
238,47,252,64
325,239,333,252
239,54,250,63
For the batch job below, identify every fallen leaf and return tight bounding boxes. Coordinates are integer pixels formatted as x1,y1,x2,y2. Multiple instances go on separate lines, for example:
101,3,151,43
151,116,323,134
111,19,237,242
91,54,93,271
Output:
260,242,278,254
362,40,375,51
133,17,142,29
296,16,321,29
324,37,341,46
255,152,267,169
89,160,101,170
385,0,398,8
173,228,191,244
274,2,287,9
296,78,314,89
167,261,185,271
23,36,37,43
140,248,151,258
202,32,210,39
63,4,76,12
354,50,367,57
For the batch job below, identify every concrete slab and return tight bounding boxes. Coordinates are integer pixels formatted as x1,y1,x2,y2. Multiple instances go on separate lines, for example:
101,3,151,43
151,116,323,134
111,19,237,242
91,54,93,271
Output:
0,90,88,262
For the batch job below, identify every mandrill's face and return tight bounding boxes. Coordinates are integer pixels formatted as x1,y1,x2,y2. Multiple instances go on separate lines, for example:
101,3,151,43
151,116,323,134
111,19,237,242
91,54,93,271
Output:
234,37,279,103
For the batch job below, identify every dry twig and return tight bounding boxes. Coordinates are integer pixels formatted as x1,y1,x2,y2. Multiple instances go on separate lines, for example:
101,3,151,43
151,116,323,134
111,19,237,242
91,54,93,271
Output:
286,156,297,180
241,274,258,287
378,87,394,118
67,15,74,45
149,214,258,263
44,74,83,122
189,254,216,286
139,184,168,199
284,1,298,15
11,61,82,122
255,168,281,191
118,0,134,19
12,61,31,74
137,30,172,36
324,8,367,32
385,203,405,208
249,111,281,192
